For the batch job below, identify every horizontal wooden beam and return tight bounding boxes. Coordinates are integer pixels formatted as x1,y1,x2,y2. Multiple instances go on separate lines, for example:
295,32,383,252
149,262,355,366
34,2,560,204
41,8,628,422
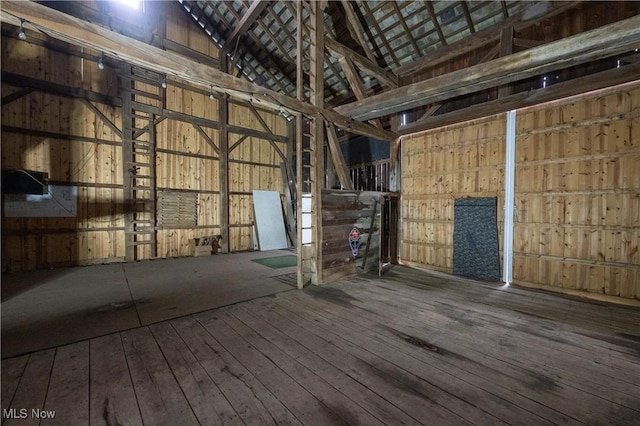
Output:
0,0,397,142
395,1,581,77
1,125,122,147
156,106,289,143
2,71,121,106
162,39,219,68
399,62,640,135
335,14,640,121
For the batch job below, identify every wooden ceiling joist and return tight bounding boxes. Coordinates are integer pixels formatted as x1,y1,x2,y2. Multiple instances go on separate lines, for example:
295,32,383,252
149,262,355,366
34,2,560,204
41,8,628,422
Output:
335,13,640,121
0,0,396,142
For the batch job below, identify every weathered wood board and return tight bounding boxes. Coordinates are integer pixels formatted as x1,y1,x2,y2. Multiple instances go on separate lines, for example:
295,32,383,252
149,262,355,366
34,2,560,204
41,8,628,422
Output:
0,1,288,270
401,83,640,300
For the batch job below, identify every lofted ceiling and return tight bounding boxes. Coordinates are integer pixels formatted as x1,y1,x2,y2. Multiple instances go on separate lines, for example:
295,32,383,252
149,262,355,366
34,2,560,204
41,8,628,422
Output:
178,1,538,106
4,0,639,138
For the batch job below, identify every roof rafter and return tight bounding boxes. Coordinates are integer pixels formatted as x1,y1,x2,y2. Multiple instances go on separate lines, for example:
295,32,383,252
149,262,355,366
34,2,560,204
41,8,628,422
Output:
461,1,476,33
335,13,640,121
180,0,288,94
390,1,421,58
0,0,396,141
206,1,294,94
359,0,399,68
425,1,447,47
500,1,510,19
339,0,377,64
396,1,582,77
222,0,272,53
324,37,398,88
338,56,383,129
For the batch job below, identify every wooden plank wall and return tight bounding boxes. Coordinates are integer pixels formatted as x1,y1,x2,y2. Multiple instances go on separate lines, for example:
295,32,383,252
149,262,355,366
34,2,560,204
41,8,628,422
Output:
321,190,381,283
228,104,288,252
155,3,223,257
1,28,125,271
401,115,506,273
0,2,288,271
514,85,640,299
401,83,640,301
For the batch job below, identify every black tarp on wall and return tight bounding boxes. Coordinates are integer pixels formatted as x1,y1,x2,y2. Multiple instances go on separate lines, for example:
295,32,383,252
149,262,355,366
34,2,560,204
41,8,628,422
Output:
452,197,500,282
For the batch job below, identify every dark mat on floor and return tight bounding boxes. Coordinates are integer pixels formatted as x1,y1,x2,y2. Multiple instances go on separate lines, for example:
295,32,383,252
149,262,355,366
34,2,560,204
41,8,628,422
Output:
252,255,297,269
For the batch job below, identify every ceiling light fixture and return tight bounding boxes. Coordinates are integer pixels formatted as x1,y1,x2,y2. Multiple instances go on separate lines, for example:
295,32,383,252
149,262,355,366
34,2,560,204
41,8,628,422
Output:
209,85,215,100
161,76,167,89
98,53,105,70
18,19,26,40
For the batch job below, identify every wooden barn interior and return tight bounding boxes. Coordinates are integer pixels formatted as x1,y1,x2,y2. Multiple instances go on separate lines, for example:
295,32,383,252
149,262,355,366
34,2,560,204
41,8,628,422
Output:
1,1,639,424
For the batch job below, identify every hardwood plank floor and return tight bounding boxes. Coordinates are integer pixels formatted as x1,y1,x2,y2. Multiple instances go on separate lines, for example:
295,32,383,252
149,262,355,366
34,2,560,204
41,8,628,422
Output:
2,266,639,425
89,333,143,426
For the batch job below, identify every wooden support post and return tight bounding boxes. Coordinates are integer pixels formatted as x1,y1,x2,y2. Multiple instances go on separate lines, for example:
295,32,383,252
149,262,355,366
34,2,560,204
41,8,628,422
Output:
296,0,305,289
308,0,326,285
219,53,230,254
360,199,378,271
388,114,401,193
498,26,514,98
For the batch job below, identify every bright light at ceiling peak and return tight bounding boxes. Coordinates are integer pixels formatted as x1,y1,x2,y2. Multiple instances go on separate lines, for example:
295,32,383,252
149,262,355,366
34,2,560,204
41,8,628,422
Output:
112,0,141,10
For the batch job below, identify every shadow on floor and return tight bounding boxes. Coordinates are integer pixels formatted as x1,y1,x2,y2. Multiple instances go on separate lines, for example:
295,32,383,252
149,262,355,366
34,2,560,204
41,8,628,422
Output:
1,250,296,358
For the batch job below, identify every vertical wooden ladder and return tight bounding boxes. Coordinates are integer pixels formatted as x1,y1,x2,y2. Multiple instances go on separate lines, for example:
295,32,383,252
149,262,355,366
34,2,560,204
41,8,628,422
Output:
120,64,163,261
301,120,313,193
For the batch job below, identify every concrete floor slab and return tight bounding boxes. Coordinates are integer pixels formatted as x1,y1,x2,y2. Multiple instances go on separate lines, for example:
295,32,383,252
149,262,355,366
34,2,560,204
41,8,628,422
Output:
123,251,295,325
1,250,295,358
1,263,139,358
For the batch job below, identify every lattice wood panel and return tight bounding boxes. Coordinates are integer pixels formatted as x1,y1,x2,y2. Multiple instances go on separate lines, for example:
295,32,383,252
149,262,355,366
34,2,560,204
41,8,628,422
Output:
157,190,198,228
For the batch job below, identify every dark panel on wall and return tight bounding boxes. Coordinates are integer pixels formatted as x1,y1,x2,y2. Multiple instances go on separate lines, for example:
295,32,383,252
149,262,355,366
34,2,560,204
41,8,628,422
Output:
453,197,500,282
